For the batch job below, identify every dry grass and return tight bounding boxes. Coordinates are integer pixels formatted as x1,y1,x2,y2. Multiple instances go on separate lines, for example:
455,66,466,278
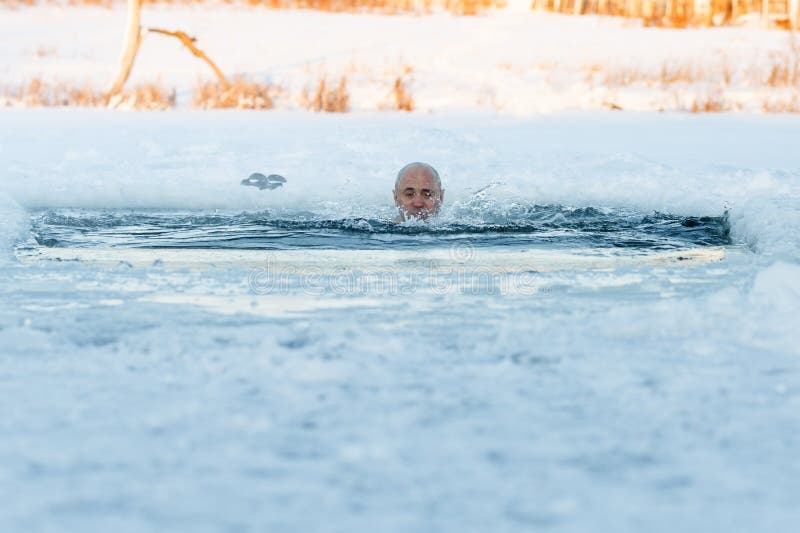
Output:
533,0,790,29
663,89,736,113
10,78,104,107
4,0,507,14
762,51,800,87
762,93,800,112
385,67,414,111
595,62,706,87
583,49,800,113
4,78,175,109
659,62,700,85
193,77,277,109
589,47,800,90
69,0,113,6
1,0,794,25
443,0,506,15
35,47,57,59
299,75,349,112
309,0,507,13
0,0,37,7
391,76,414,111
111,83,176,110
5,76,276,111
601,100,623,110
688,92,734,113
248,0,423,12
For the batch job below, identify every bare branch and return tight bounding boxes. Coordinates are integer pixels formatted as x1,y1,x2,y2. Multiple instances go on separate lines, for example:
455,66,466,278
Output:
107,0,229,105
147,28,229,87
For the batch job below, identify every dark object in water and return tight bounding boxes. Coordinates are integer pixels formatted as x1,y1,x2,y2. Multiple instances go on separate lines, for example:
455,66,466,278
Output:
242,173,287,190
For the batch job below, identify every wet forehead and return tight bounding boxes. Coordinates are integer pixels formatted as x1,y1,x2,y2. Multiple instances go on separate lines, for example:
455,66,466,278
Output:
396,168,440,192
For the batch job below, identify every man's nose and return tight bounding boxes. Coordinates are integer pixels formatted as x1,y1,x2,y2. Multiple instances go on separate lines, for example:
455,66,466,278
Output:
412,195,425,207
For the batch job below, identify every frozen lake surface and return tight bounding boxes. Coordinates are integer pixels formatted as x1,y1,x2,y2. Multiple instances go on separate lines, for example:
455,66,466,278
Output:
1,111,799,532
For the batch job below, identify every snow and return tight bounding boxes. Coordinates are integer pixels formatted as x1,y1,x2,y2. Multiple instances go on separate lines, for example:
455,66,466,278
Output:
1,6,797,113
0,193,28,263
1,108,799,531
2,4,800,531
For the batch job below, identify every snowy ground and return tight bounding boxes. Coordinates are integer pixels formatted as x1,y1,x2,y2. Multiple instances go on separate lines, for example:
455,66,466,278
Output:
2,5,799,113
1,109,799,531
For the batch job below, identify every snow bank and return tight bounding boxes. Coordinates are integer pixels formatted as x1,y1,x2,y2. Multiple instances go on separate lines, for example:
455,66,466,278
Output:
0,193,28,263
750,261,800,312
729,197,800,259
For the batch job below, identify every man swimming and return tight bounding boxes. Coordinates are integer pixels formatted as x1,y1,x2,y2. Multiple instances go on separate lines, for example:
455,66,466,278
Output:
393,162,444,222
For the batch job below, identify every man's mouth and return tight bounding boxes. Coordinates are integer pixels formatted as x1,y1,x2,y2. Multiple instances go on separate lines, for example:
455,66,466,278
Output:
397,205,438,222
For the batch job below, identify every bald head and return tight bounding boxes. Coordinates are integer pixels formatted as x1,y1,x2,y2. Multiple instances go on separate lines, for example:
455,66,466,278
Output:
395,162,441,191
393,162,444,221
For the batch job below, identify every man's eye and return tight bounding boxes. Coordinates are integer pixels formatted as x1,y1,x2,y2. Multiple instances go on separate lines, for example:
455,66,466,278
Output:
405,192,414,197
422,191,432,198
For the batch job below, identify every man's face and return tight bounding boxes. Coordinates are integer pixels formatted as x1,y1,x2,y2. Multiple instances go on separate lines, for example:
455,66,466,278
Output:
393,168,444,221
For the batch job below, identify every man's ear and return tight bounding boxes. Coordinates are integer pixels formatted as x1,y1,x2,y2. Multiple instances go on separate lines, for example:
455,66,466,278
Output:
393,190,399,205
440,189,445,203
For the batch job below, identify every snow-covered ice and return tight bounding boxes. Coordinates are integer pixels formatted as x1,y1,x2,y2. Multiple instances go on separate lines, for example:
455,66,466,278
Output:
0,108,799,531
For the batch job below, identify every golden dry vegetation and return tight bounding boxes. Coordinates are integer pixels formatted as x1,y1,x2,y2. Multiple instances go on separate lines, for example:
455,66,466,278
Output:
299,75,350,112
762,92,800,111
687,91,737,112
391,76,415,111
584,46,800,89
193,77,278,109
535,0,799,29
0,0,508,15
239,0,505,15
583,45,800,113
379,67,414,111
4,78,175,109
2,0,797,28
3,72,419,112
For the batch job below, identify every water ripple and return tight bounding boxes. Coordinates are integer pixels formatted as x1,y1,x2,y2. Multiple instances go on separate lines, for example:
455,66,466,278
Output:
31,205,730,251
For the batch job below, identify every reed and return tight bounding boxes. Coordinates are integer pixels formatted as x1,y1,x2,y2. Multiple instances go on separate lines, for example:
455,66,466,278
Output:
299,75,349,112
4,78,175,109
2,0,507,14
193,77,277,109
687,91,735,112
35,47,57,59
533,0,799,30
587,48,800,89
7,0,795,26
0,0,37,6
762,92,800,111
388,68,415,111
763,51,800,87
111,82,176,109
